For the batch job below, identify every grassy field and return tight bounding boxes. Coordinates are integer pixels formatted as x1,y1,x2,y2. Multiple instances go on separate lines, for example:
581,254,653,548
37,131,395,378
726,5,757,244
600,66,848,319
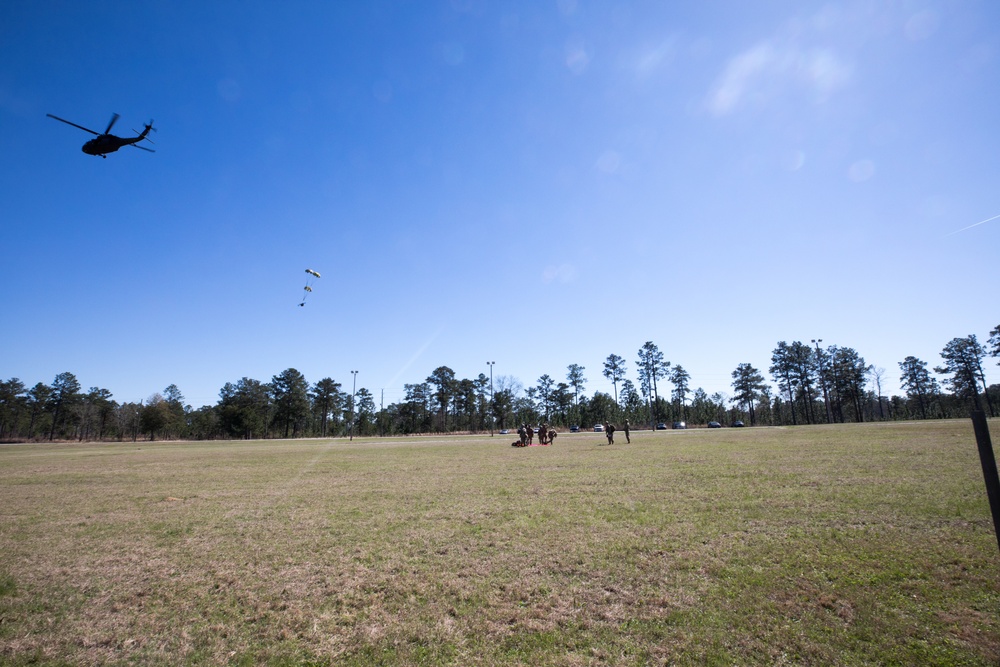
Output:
2,420,999,666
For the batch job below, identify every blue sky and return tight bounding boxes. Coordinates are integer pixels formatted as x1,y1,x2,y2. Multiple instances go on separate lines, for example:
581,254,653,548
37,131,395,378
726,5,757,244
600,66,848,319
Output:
2,0,997,409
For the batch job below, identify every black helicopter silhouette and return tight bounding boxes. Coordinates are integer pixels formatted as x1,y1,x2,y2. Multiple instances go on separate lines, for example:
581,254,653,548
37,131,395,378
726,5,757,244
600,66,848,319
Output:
47,112,155,158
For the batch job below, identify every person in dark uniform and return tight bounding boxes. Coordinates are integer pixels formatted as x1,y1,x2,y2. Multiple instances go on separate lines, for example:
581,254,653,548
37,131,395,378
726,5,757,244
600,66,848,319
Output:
623,420,631,444
518,424,527,446
605,421,616,445
526,424,534,445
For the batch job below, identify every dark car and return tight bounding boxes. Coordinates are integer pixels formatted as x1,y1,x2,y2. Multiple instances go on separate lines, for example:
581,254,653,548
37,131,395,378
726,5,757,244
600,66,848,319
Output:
656,423,668,430
731,420,745,427
707,421,722,428
570,425,580,432
672,421,686,430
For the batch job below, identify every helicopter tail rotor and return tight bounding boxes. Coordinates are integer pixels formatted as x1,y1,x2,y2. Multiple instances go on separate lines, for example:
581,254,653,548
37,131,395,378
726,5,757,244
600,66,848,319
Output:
133,121,156,144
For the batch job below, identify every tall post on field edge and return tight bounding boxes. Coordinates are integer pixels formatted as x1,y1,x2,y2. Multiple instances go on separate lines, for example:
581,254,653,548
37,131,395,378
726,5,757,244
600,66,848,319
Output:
971,410,1000,555
487,361,495,437
349,370,358,442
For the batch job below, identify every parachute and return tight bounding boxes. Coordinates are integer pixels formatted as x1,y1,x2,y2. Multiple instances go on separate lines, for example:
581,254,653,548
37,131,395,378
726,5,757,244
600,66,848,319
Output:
300,268,320,306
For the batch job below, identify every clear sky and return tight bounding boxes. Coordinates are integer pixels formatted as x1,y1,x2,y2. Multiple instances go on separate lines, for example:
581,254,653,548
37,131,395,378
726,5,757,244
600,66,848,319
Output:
2,0,998,409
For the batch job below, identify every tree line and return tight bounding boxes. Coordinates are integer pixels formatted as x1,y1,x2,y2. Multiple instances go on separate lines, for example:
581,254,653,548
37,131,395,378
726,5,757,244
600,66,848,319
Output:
2,326,997,442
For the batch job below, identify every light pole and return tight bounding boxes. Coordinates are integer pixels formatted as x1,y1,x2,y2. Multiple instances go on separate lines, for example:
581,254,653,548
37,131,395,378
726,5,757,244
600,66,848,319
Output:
812,339,832,423
350,370,358,441
646,355,654,431
487,361,495,436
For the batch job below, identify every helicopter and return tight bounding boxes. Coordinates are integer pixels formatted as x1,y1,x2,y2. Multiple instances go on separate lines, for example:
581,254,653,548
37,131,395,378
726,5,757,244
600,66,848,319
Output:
47,112,155,158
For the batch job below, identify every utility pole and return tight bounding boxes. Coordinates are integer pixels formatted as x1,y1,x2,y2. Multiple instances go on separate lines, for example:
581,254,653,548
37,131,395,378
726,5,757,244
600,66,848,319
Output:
350,370,358,441
487,361,495,436
812,339,833,423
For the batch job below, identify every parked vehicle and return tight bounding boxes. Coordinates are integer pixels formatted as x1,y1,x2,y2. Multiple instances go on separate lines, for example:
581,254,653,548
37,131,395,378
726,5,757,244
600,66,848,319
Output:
708,421,722,428
570,425,580,432
593,423,604,432
656,423,668,430
732,420,745,427
672,421,686,429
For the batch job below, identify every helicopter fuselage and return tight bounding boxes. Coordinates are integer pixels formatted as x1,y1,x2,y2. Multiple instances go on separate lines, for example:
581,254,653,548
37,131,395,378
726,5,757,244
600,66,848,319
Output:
83,135,130,156
48,113,154,158
82,127,151,157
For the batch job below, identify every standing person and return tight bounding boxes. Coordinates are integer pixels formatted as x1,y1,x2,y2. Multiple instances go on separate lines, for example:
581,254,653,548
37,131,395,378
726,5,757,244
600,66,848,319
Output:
518,424,527,446
606,422,616,445
623,419,631,444
527,424,534,445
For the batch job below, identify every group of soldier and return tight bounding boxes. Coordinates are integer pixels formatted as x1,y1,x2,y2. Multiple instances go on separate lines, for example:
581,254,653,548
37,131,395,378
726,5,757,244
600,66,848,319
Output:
512,423,558,447
601,420,631,445
511,419,632,447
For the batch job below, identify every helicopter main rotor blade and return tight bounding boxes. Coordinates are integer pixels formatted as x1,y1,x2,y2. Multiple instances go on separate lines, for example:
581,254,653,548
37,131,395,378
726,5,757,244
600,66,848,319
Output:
129,144,155,153
46,114,100,136
104,113,120,135
131,128,155,144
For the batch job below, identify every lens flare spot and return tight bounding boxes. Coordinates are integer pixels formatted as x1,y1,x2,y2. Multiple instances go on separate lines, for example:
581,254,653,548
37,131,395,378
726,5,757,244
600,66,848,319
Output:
782,150,806,171
372,80,393,103
595,151,621,174
848,159,875,182
557,0,578,16
440,42,465,66
905,10,939,41
542,264,577,284
217,78,242,103
565,37,590,75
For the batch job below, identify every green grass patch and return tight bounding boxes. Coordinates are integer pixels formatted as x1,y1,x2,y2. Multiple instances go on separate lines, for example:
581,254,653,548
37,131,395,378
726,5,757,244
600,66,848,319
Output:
1,421,999,665
0,573,15,598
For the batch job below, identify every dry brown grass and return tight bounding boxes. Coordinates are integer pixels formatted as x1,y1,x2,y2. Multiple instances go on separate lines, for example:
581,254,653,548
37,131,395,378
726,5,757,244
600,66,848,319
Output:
1,421,999,665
